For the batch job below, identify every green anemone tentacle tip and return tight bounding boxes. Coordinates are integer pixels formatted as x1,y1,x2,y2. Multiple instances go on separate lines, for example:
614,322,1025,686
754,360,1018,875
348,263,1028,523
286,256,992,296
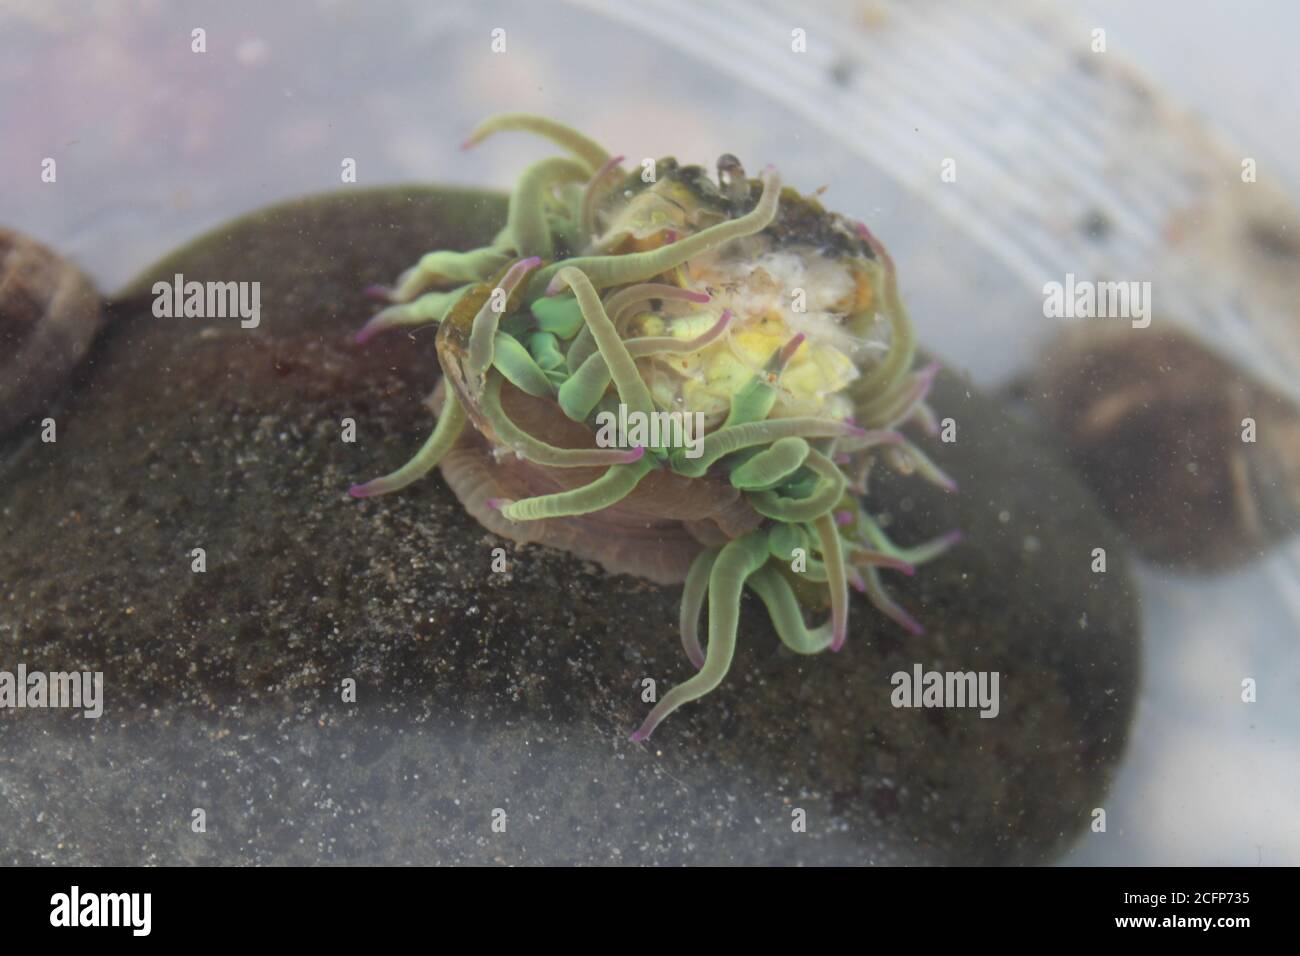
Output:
350,113,959,741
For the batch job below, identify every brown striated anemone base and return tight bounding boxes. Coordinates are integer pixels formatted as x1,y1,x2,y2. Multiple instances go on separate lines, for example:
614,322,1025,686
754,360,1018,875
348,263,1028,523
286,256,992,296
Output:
434,379,762,585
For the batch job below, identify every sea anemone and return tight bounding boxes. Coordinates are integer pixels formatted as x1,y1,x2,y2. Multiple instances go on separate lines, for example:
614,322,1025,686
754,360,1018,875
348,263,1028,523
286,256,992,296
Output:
351,113,959,741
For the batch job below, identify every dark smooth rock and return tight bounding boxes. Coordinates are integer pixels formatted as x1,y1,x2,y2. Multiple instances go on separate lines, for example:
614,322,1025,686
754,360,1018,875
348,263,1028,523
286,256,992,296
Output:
0,187,1139,864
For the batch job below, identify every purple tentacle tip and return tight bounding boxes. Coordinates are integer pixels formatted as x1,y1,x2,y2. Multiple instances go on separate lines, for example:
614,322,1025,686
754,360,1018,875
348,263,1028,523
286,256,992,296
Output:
348,483,371,499
629,728,648,743
623,445,646,463
894,607,925,636
834,509,854,526
486,498,503,511
362,284,392,302
769,333,806,373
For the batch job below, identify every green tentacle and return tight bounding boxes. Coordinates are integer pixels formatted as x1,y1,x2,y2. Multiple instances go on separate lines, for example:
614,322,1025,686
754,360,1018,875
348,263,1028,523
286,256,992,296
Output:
748,449,847,522
463,112,612,174
508,157,590,259
466,257,540,396
767,524,829,579
391,248,511,303
868,363,939,429
479,374,639,468
566,325,597,373
604,283,711,329
558,310,732,422
851,226,916,412
855,564,923,636
671,418,866,477
723,333,805,428
356,285,472,343
581,154,626,243
490,332,554,398
349,390,466,498
729,436,810,491
747,566,836,655
495,456,653,522
531,295,586,339
767,523,809,563
551,266,655,418
528,168,781,298
557,351,614,421
631,531,769,741
679,548,719,669
858,512,962,567
895,440,959,493
526,331,566,371
811,512,850,652
625,309,730,356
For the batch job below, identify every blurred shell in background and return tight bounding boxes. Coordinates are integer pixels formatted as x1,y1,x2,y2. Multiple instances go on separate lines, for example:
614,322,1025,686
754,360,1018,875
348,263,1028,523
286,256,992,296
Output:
0,228,103,435
1022,323,1300,572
